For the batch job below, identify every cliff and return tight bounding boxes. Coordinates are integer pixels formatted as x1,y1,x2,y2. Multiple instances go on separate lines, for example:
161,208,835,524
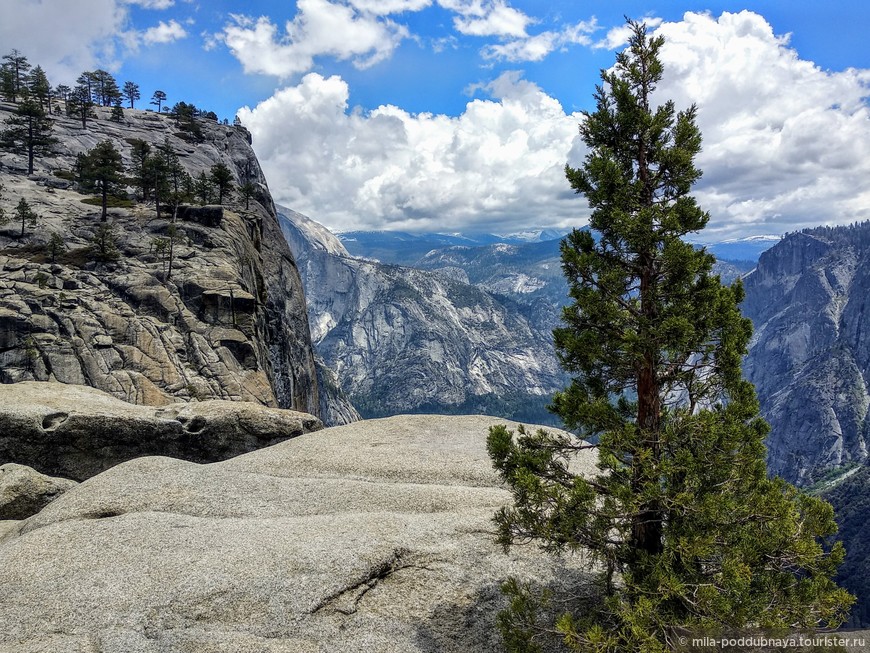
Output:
279,208,567,424
742,225,870,485
0,101,354,423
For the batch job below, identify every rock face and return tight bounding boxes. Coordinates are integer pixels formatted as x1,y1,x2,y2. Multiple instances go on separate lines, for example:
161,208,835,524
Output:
0,381,322,481
0,414,596,653
279,208,567,424
0,102,355,424
0,463,77,520
742,225,870,485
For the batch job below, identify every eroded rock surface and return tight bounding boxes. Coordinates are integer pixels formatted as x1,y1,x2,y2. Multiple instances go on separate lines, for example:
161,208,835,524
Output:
0,381,322,480
743,225,870,485
0,103,356,425
0,463,77,520
0,414,597,652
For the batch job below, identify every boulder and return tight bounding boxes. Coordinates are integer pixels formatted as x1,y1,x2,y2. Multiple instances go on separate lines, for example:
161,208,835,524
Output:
0,414,597,653
0,381,322,481
0,463,77,520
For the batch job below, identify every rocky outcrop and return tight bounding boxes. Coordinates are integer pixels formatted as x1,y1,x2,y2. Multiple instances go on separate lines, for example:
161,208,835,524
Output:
0,102,341,421
0,463,77,520
0,414,596,653
279,208,567,424
0,381,322,481
742,225,870,485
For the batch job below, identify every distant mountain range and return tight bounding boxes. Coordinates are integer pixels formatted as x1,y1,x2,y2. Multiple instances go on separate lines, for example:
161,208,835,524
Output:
279,208,568,425
336,228,570,266
339,228,780,266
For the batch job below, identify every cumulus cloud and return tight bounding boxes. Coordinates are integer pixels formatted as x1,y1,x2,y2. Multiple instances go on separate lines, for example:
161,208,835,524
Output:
348,0,432,15
594,16,663,50
238,71,585,233
483,18,598,62
650,11,870,239
215,0,409,78
240,10,870,240
439,0,533,38
124,0,174,8
0,0,130,81
141,19,188,45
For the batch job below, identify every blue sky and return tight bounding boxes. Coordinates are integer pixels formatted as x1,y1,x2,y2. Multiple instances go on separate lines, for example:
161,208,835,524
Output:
3,1,870,239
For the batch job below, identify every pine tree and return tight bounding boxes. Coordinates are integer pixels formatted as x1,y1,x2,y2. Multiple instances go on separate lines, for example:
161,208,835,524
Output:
1,98,57,174
67,83,95,128
91,69,120,106
80,140,125,222
151,89,166,112
487,21,853,651
28,65,51,112
89,222,119,262
210,162,234,204
2,50,31,101
122,81,140,109
14,198,37,238
194,170,213,206
239,181,257,210
45,232,67,263
110,99,124,123
143,152,169,219
128,138,152,201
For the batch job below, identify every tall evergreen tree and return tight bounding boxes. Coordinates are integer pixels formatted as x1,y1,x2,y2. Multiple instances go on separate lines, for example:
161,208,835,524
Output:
128,138,152,201
54,84,71,104
194,170,213,206
92,69,120,106
2,50,31,101
80,140,125,222
1,98,57,174
150,89,166,112
76,71,96,104
67,83,95,128
487,21,853,651
0,66,16,102
28,65,51,111
143,152,169,219
209,162,234,204
122,81,140,109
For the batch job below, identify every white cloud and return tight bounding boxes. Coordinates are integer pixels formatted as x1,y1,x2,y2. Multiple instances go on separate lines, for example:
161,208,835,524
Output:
650,11,870,239
483,18,598,62
594,16,663,50
124,0,174,8
0,0,130,81
438,0,533,38
215,0,409,78
141,19,188,45
240,10,870,240
238,71,585,233
348,0,432,15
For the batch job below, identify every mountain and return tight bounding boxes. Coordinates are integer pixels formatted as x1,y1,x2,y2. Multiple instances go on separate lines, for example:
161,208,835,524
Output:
416,239,566,313
702,234,780,262
279,208,568,424
742,224,870,486
0,101,354,425
336,228,569,266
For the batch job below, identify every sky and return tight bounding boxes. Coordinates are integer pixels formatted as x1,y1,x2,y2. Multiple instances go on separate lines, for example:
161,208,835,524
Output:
2,1,869,241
